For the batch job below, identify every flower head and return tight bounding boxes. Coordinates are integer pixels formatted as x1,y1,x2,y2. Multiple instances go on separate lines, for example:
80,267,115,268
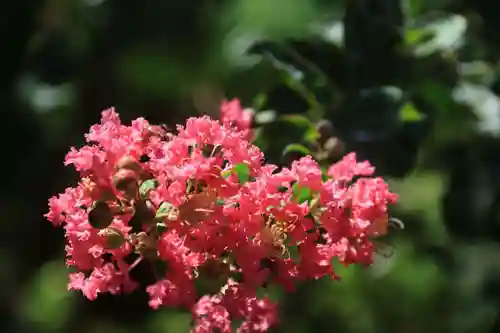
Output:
46,102,398,332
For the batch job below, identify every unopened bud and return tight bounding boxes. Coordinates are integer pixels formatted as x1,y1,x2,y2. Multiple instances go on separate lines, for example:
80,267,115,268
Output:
315,119,334,144
134,199,156,224
134,232,158,261
81,178,116,201
115,156,143,174
113,169,139,199
99,227,125,249
145,125,169,141
324,137,344,159
88,201,113,229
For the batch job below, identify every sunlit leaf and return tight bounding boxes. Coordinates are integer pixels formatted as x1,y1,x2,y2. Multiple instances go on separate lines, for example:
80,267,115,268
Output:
405,28,435,47
139,179,158,199
282,143,312,157
399,102,426,123
292,183,313,204
156,201,176,220
413,15,467,57
232,163,251,184
254,109,277,125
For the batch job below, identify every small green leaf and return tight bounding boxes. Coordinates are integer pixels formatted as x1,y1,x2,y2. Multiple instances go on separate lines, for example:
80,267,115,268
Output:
321,166,329,182
405,28,435,47
292,184,313,204
279,114,312,128
222,169,232,178
399,102,426,123
155,202,175,219
253,93,268,110
233,163,251,184
139,179,158,199
156,222,167,234
288,245,300,261
282,143,312,157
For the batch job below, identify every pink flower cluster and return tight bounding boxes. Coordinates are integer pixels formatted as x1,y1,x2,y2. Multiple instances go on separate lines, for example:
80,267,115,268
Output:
220,99,253,141
46,102,397,332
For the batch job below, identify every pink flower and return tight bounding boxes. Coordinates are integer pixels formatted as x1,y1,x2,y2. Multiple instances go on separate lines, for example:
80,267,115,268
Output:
327,152,375,181
191,295,232,333
220,99,253,141
47,102,399,332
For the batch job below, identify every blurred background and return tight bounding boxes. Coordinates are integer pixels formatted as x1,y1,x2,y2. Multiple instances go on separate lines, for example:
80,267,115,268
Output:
4,0,500,332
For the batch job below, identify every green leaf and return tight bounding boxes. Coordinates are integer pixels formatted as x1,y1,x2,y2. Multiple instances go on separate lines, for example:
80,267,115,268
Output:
321,166,329,182
20,261,76,331
139,179,158,199
253,93,268,110
279,114,319,142
292,183,313,204
282,143,312,157
156,222,167,234
412,15,467,57
155,202,175,219
399,102,426,123
405,28,435,47
233,163,251,184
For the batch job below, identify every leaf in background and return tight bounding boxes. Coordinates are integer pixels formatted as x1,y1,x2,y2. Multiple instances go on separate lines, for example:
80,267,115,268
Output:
248,41,331,120
282,143,312,157
19,261,76,332
399,102,426,123
405,28,435,47
453,81,500,137
412,15,467,57
253,114,320,163
279,114,319,142
459,61,495,86
254,109,277,125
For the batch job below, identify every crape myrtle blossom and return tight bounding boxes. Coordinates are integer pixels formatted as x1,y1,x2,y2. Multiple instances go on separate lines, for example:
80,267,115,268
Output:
46,100,398,332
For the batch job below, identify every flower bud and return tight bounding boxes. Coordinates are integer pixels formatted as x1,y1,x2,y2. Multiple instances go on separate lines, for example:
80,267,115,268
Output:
88,201,113,229
115,156,143,174
324,137,344,159
113,169,139,199
99,226,125,249
135,233,158,261
315,119,334,144
134,199,156,224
